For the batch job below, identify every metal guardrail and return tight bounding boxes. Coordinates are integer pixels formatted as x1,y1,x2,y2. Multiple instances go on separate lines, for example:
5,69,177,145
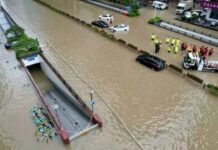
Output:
83,0,129,15
159,22,218,46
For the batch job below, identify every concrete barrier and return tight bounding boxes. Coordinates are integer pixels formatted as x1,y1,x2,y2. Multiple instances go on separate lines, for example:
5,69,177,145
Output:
168,64,183,74
75,18,80,22
117,39,127,46
83,0,129,16
139,50,150,55
127,43,138,52
86,23,92,27
80,20,86,25
186,73,204,84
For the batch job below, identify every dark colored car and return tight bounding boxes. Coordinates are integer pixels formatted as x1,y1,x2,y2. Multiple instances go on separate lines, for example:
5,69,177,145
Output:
136,54,166,71
91,20,109,28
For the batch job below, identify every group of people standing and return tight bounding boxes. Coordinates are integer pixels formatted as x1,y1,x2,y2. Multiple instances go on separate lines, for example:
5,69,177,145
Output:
165,36,180,54
151,33,215,60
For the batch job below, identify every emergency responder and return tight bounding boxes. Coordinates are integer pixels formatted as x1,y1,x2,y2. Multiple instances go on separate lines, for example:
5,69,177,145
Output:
176,38,180,47
154,37,159,45
151,33,156,40
209,48,214,56
171,38,175,46
187,44,192,52
165,36,170,44
175,46,179,54
168,45,172,53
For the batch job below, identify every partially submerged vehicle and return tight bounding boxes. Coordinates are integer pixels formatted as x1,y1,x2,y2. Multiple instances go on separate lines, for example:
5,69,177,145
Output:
182,52,218,72
136,54,166,71
21,53,102,144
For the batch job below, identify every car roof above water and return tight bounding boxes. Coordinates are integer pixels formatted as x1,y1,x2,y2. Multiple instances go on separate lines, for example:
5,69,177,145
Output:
138,54,164,62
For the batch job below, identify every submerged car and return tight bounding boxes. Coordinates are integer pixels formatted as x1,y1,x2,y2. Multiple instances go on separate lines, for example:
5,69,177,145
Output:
136,54,166,71
98,14,114,22
91,20,109,28
108,24,129,33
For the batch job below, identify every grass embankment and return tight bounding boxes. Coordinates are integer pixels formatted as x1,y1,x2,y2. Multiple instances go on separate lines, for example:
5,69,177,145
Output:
5,25,40,59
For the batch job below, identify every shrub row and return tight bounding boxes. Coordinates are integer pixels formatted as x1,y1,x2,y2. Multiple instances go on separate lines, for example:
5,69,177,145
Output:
5,25,40,59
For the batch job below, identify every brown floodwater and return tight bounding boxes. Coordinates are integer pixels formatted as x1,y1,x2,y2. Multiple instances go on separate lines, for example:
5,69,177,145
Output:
0,0,218,149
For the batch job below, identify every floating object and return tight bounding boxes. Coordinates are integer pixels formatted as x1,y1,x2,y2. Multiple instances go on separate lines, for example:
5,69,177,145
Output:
31,106,56,143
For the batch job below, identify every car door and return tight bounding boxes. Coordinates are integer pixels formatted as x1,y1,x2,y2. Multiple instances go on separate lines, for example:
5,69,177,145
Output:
144,57,153,67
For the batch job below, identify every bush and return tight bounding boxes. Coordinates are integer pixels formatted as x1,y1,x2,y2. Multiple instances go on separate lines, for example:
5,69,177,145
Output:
128,10,139,17
131,3,139,10
207,84,218,95
148,16,162,24
6,25,24,37
11,37,39,52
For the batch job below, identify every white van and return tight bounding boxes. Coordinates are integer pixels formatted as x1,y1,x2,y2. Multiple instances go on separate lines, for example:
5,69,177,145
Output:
152,1,168,10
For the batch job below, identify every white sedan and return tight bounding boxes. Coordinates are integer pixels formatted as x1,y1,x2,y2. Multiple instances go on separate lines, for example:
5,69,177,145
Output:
108,24,129,33
98,14,114,22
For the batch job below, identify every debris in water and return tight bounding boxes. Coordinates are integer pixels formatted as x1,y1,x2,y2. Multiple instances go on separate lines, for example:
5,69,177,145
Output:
30,106,56,143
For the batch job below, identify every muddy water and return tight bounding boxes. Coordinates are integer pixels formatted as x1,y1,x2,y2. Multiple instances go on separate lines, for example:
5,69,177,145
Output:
0,0,218,149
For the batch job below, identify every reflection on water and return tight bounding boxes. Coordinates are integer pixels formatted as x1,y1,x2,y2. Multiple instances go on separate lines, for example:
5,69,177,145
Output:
0,0,218,149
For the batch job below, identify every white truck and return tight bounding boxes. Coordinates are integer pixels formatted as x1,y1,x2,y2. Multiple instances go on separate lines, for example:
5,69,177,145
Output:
176,0,193,15
183,53,218,72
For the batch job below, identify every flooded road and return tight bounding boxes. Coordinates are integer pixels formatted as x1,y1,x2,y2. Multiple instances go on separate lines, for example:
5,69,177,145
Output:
0,0,218,149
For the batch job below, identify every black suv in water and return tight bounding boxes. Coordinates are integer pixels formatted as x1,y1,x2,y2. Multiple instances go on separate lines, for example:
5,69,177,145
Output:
136,54,166,71
91,20,109,28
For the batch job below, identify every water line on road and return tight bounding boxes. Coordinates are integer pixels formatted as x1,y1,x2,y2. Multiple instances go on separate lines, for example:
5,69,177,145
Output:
4,5,145,150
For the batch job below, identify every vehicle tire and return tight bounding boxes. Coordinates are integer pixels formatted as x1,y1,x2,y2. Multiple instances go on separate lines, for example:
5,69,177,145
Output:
124,29,127,31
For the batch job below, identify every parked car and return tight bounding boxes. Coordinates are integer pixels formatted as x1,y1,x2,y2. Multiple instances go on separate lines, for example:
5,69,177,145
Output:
152,1,168,10
91,20,109,28
4,41,17,49
192,10,206,17
108,24,129,33
184,11,192,19
98,14,114,22
136,54,166,71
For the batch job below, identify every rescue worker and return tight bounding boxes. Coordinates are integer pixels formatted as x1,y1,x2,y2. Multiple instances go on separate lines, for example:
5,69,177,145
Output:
154,39,161,54
192,45,197,53
155,42,160,54
187,44,192,52
154,37,159,45
208,48,214,56
174,46,179,54
176,38,180,47
165,36,170,44
171,38,175,46
181,42,187,51
168,45,172,53
151,33,156,40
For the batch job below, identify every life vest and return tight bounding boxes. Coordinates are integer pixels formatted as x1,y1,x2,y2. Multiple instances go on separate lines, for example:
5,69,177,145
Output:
168,46,171,52
171,38,175,45
165,37,170,43
151,34,156,40
175,46,179,53
176,39,180,46
154,38,159,44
